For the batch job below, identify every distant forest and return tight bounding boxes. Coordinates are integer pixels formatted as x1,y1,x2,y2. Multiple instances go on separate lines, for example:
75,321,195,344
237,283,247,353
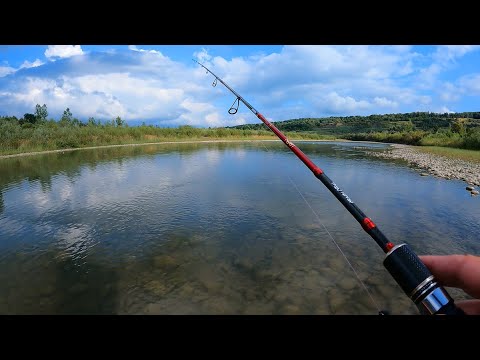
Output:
228,112,480,150
229,112,480,134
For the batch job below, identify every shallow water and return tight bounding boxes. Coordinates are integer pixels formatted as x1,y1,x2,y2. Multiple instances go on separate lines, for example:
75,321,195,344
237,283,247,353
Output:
0,141,478,314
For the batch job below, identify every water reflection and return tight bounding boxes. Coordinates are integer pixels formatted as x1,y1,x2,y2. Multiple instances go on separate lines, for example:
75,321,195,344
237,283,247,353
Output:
0,141,478,314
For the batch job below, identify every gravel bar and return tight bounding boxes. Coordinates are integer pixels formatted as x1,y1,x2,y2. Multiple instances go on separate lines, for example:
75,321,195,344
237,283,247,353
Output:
367,144,480,188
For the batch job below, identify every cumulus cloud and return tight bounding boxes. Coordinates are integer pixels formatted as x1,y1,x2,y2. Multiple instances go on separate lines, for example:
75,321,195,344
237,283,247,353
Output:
45,45,84,59
0,51,222,125
0,45,478,126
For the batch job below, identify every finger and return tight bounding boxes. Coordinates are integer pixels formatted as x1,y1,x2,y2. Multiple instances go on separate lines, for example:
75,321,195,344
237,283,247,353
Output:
455,299,480,315
419,255,480,299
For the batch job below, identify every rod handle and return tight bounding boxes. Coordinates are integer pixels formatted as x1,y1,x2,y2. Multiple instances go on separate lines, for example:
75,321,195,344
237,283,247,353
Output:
383,244,465,315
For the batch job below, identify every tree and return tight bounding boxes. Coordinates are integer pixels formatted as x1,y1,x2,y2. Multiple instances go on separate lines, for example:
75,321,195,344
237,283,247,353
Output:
23,113,37,124
71,118,82,127
35,104,48,121
451,119,466,135
87,117,96,126
115,116,125,127
60,108,73,125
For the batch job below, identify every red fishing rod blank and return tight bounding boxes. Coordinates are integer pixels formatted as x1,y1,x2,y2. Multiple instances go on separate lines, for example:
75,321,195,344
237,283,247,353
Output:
194,59,465,315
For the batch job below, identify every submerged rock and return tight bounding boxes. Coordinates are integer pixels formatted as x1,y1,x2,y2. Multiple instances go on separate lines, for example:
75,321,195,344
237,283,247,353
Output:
144,280,168,296
466,185,475,191
337,276,358,291
153,255,178,270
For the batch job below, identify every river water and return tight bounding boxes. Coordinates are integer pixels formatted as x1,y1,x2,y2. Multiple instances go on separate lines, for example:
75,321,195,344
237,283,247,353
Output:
0,141,478,314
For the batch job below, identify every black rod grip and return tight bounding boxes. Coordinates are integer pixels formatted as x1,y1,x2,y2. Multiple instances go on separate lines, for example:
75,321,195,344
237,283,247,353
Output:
383,244,465,315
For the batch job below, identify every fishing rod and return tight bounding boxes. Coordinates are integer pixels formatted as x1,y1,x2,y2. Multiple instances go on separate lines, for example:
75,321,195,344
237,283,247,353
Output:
194,59,465,315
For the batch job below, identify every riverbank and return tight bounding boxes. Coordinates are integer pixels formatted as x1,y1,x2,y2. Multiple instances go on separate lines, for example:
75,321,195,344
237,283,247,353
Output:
366,143,480,187
0,123,337,157
0,138,352,160
3,139,480,189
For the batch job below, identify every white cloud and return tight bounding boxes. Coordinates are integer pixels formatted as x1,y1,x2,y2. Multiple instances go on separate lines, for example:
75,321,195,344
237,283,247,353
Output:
433,45,479,65
1,45,478,126
6,46,426,122
417,63,442,89
0,59,44,78
193,48,212,63
20,59,44,69
193,45,426,118
414,45,480,92
397,60,414,76
316,92,371,114
373,97,399,108
128,45,161,54
437,106,454,114
45,45,84,59
0,66,15,77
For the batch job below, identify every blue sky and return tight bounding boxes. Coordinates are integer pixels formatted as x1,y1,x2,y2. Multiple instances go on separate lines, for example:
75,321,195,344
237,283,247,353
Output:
1,45,479,127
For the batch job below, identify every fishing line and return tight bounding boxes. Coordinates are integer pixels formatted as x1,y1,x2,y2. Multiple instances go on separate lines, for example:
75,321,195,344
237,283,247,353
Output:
194,59,465,315
241,118,382,313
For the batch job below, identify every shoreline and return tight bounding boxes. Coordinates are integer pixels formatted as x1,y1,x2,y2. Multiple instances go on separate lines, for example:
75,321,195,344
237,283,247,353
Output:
2,139,478,187
366,143,480,187
0,138,378,160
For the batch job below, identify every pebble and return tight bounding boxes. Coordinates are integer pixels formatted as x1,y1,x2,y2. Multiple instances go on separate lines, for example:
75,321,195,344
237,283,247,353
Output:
366,144,480,187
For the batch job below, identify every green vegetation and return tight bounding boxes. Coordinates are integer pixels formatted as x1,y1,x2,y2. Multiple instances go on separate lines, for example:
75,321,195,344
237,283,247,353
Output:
231,112,480,150
1,105,480,156
0,105,334,156
414,146,480,163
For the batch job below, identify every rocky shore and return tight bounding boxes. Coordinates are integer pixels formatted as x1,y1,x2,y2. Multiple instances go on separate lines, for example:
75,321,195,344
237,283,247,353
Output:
365,144,480,192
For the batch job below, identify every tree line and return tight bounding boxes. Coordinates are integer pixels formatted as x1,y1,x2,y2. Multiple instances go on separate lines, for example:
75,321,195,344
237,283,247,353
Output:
229,112,480,134
1,105,480,152
1,104,126,128
228,111,480,150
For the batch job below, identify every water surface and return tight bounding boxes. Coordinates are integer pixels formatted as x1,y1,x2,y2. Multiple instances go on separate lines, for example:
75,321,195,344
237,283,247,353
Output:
0,141,478,314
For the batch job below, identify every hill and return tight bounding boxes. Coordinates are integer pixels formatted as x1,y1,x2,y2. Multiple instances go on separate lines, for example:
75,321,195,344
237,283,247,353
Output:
228,112,480,135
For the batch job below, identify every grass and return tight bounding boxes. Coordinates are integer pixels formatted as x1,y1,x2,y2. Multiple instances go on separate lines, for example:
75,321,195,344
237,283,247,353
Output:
2,120,479,162
415,146,480,163
0,123,338,157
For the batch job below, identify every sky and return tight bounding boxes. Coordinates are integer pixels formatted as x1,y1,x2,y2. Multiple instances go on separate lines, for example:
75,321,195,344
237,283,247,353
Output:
0,45,479,127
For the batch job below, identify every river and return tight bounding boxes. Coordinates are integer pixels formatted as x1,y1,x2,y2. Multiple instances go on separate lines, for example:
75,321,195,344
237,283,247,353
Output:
0,141,478,314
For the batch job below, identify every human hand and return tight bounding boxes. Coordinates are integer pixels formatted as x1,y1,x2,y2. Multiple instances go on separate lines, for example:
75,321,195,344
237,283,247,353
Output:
420,254,480,315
